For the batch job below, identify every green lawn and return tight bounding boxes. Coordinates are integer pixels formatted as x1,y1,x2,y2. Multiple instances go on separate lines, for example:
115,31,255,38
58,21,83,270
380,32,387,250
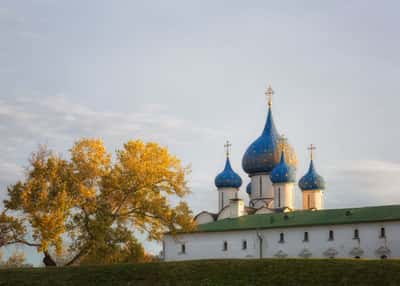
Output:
1,259,400,286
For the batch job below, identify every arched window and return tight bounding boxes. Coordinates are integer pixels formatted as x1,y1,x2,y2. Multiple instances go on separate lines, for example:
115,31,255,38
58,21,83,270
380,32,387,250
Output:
242,240,247,250
328,230,334,241
259,177,262,197
307,194,311,209
279,233,285,243
221,192,224,209
223,241,228,251
353,229,359,239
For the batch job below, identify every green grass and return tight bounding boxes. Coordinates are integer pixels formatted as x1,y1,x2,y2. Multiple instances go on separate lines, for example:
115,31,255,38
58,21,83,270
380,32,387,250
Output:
1,259,400,286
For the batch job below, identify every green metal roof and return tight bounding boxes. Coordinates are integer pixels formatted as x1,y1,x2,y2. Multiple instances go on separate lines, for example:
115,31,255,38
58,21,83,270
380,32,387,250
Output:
194,205,400,233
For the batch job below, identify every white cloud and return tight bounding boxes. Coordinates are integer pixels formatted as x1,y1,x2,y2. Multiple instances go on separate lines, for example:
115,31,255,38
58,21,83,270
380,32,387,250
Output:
329,160,400,173
0,94,224,191
325,160,400,209
0,160,23,183
0,95,212,144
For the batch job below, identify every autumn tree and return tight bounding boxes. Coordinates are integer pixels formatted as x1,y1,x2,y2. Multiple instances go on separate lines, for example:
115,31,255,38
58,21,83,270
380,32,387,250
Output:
1,139,195,266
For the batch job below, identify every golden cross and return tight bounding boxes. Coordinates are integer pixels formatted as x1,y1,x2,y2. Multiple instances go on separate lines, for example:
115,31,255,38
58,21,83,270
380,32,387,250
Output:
308,144,316,160
224,140,232,157
265,84,274,107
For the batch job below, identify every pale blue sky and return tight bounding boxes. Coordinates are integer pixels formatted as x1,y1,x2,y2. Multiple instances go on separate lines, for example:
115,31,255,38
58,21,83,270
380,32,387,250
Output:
1,0,400,265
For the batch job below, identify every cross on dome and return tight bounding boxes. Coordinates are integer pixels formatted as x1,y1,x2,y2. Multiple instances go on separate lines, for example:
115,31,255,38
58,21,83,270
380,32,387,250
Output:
224,140,232,157
308,144,316,160
265,84,274,107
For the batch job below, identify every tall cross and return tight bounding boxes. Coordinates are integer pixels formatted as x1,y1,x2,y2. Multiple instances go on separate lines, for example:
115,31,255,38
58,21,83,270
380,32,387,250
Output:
224,140,232,157
265,84,274,107
308,144,316,160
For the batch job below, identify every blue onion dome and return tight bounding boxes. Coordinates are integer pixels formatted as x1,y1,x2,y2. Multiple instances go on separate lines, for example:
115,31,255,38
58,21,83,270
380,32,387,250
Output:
270,151,296,184
242,106,297,175
215,157,243,188
298,160,325,191
246,182,252,195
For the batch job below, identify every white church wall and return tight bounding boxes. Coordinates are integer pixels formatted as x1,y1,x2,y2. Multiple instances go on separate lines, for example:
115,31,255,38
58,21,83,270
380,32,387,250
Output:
164,221,400,261
254,207,274,214
216,199,246,221
217,206,230,220
302,190,324,210
273,183,294,209
195,212,215,225
250,174,274,208
229,199,245,218
218,187,238,211
164,231,258,261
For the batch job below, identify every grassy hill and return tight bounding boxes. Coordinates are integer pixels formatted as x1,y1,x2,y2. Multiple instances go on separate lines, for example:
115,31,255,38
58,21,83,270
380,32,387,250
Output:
1,259,400,286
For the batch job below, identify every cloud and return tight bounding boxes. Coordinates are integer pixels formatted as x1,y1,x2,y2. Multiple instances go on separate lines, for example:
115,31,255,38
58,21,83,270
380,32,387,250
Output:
0,94,224,193
0,159,23,184
0,95,219,145
325,160,400,208
329,160,400,173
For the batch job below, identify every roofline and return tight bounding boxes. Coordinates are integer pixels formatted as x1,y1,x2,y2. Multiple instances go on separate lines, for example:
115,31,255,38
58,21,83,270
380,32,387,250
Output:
169,204,400,235
193,211,218,221
167,218,400,236
190,218,400,234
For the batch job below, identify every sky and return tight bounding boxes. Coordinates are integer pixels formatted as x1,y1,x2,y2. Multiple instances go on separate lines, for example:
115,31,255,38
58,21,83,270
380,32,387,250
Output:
1,0,400,265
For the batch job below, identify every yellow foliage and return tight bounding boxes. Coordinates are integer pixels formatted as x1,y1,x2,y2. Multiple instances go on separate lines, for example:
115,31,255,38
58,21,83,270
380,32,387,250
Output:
4,139,194,265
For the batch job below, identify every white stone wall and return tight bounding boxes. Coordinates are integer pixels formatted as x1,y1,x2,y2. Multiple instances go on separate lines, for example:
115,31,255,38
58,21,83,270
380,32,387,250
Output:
218,187,238,211
250,174,273,208
164,221,400,261
195,212,215,225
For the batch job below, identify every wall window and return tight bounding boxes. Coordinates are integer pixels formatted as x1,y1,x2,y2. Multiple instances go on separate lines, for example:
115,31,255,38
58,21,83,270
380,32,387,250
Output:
353,229,359,240
242,240,247,250
279,232,285,243
259,177,262,197
221,192,224,210
223,241,228,251
380,227,386,238
328,230,334,241
303,232,309,242
180,243,186,254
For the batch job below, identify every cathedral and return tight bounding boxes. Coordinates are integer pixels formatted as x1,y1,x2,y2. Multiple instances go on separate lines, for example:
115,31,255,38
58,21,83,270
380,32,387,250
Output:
163,86,400,261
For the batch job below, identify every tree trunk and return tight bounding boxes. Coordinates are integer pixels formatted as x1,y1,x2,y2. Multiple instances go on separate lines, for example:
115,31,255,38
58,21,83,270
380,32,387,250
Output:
43,251,57,267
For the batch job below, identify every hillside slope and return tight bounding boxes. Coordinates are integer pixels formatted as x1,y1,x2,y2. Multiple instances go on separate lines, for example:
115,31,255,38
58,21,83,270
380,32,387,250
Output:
1,259,400,286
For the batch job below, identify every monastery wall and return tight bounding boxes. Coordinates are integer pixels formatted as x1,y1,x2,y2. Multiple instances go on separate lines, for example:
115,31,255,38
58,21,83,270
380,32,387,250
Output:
163,221,400,261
